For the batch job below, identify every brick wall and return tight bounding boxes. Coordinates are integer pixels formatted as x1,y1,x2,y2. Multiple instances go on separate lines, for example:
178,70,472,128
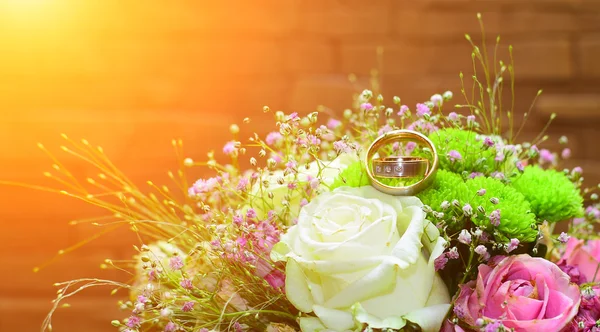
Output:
1,1,599,330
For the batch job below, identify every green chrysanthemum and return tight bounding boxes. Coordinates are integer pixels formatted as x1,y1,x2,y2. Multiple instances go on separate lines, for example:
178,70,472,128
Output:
465,176,538,242
511,165,584,223
428,128,498,175
418,170,538,242
418,170,468,211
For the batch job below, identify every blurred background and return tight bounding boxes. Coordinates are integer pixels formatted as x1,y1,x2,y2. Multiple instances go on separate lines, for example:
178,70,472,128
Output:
1,0,599,331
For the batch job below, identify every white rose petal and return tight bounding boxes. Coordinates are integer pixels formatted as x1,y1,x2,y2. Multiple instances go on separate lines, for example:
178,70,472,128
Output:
272,186,450,332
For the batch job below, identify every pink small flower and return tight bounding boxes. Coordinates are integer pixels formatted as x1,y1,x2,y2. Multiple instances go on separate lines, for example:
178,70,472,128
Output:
454,255,581,331
265,132,283,146
434,254,448,271
181,301,195,312
483,137,495,147
489,209,501,227
430,94,443,106
377,124,392,136
126,316,141,328
164,322,178,332
397,105,409,116
287,112,300,122
539,148,556,165
572,166,583,176
448,150,462,162
561,148,571,159
327,118,341,129
333,140,352,154
169,256,184,270
462,203,473,216
300,198,309,208
458,229,472,245
515,161,524,172
474,245,489,260
586,206,600,219
285,160,296,171
470,172,484,179
415,103,431,117
137,295,148,304
407,119,439,134
180,278,193,290
236,177,249,191
360,102,373,111
494,150,505,162
466,115,476,126
506,238,519,253
246,208,257,219
447,112,459,122
223,141,237,155
447,247,459,260
405,141,417,154
491,171,505,180
477,188,486,196
558,232,570,244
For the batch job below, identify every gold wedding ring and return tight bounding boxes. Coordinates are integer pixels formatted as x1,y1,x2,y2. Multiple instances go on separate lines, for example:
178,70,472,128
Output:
365,130,438,196
372,156,429,178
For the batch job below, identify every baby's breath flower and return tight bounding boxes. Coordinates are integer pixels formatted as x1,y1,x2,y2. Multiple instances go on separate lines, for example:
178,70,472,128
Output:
462,204,473,216
441,201,450,210
466,115,476,127
489,209,501,227
430,94,443,107
558,232,570,243
539,148,556,165
223,141,237,155
360,102,374,111
447,247,459,259
416,103,431,117
443,90,453,100
448,150,462,163
164,322,178,332
561,148,571,159
434,254,448,271
447,112,459,122
475,245,490,260
506,238,520,253
169,256,183,270
397,105,409,117
459,229,472,244
477,188,486,196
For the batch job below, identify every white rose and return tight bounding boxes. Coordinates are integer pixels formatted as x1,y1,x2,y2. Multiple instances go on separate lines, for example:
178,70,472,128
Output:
250,154,358,220
271,186,450,332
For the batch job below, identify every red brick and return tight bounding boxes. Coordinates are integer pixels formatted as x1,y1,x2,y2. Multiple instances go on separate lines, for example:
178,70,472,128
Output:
393,9,502,39
284,39,336,74
511,39,572,79
579,34,600,77
296,0,392,36
340,40,475,77
499,10,577,34
289,75,369,113
536,94,600,120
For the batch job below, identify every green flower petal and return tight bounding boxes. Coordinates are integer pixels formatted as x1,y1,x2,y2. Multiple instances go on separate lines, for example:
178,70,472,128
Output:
511,165,584,223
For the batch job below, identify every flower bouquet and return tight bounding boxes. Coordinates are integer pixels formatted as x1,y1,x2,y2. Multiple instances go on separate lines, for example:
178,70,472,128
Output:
37,18,600,332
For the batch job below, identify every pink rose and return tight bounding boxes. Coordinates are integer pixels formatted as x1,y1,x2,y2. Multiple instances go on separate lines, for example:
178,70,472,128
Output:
454,254,581,332
559,237,600,283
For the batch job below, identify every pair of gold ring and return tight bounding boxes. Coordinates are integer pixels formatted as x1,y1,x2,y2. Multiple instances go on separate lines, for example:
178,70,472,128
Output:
365,130,438,196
